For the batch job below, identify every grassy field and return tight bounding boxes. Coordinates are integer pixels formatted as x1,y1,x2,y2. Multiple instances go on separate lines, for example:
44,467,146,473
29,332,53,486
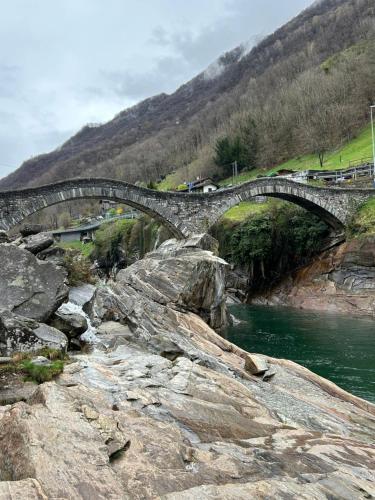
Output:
222,201,271,221
276,125,373,173
57,240,94,257
219,125,374,186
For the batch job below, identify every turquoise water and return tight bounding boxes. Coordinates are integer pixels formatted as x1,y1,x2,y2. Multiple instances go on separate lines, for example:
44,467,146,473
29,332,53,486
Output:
225,305,375,403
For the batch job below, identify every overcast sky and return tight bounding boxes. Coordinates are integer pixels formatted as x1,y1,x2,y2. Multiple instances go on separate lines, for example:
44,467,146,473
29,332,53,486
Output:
0,0,313,178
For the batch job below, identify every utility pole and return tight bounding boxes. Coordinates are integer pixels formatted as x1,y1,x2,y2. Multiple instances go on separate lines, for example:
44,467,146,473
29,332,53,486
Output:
232,160,238,184
371,105,375,179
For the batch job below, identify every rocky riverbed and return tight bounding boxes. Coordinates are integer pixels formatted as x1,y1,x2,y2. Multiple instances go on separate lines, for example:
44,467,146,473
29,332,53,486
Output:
0,231,374,499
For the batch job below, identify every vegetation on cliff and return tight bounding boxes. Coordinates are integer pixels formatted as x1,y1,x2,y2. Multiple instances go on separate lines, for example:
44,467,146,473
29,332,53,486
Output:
211,202,329,292
348,198,375,237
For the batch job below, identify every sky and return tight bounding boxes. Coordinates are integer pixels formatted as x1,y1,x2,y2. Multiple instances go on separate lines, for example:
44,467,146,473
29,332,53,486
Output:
0,0,313,179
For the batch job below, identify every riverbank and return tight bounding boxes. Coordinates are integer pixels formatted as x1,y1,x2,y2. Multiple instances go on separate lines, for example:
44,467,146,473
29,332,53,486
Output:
0,233,375,498
250,236,375,318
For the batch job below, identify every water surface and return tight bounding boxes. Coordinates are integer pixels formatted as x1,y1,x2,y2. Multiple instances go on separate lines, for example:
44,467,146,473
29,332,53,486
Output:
226,305,375,403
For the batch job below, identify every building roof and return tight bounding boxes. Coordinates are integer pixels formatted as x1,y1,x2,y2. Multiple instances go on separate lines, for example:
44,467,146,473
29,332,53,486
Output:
179,178,219,192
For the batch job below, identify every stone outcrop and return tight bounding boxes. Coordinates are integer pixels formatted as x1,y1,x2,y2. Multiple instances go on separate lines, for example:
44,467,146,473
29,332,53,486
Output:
0,244,68,322
0,310,68,356
253,236,375,317
88,233,229,331
0,235,374,499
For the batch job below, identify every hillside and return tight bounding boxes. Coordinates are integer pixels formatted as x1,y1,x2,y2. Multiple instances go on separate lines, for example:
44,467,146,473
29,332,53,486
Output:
0,0,374,190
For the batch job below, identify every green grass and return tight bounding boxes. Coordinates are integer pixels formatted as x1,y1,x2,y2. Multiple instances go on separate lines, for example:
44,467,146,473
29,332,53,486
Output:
21,360,64,383
349,198,375,237
157,174,181,191
58,240,94,257
275,125,373,173
223,201,270,221
0,348,67,384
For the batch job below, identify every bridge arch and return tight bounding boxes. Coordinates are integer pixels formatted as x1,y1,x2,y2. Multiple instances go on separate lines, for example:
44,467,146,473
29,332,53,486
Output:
0,179,195,238
205,181,345,232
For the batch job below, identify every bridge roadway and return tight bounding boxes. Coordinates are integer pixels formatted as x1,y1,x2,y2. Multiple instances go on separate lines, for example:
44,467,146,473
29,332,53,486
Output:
0,177,374,237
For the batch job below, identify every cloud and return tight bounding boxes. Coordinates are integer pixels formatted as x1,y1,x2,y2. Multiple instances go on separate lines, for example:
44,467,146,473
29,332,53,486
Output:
0,0,314,178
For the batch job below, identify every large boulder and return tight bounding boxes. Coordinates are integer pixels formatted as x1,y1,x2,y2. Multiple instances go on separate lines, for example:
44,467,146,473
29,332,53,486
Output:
37,246,66,266
0,244,68,322
51,310,88,338
85,234,230,363
111,233,229,330
20,224,44,237
23,232,54,254
0,310,68,356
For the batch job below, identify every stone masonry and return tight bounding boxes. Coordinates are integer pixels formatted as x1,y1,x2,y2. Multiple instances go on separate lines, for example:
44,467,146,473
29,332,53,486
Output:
0,178,374,237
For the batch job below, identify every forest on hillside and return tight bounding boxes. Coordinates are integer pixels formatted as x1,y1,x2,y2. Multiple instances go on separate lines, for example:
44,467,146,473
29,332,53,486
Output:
1,0,374,193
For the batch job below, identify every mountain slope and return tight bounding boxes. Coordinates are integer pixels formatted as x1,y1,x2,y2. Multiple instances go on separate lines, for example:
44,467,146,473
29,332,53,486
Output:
1,0,374,190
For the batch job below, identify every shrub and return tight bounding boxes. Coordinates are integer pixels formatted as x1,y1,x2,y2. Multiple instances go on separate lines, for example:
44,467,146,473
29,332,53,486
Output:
63,249,95,286
21,360,64,383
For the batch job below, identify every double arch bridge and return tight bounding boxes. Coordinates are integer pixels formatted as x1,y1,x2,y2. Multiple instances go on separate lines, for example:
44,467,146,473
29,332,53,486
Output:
0,177,374,238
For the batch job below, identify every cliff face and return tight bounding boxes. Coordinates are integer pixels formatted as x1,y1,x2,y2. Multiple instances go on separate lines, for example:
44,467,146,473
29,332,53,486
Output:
252,237,375,317
0,234,375,499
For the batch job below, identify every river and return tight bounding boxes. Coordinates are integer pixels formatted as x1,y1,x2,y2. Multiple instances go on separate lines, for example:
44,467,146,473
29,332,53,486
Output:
225,305,375,403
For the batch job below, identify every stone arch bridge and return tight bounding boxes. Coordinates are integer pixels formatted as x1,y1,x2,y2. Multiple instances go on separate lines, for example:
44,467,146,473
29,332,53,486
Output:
0,178,374,238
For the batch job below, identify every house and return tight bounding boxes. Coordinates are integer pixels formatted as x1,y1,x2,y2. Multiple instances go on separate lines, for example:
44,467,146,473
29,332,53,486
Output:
53,211,139,242
179,178,219,193
52,221,102,243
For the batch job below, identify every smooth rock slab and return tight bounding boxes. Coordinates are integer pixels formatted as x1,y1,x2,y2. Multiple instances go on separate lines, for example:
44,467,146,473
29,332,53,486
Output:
0,479,47,499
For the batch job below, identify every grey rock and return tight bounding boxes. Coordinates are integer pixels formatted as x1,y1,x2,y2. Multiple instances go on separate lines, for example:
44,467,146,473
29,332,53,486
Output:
244,354,268,375
37,246,66,266
263,366,277,381
32,324,68,353
0,381,38,406
51,311,88,338
30,356,51,366
20,224,44,237
0,230,9,244
23,232,54,254
113,235,229,330
0,234,375,498
0,356,12,364
0,244,68,322
0,310,68,356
